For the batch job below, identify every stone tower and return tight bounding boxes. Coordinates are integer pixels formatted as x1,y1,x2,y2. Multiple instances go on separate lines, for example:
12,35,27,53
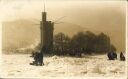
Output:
40,12,54,53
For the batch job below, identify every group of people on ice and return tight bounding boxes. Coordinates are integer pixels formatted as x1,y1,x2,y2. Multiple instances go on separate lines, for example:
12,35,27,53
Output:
30,46,126,66
107,51,125,61
30,46,45,66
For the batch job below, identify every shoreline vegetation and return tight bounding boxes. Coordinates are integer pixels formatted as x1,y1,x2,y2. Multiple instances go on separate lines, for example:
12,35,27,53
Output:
3,31,119,56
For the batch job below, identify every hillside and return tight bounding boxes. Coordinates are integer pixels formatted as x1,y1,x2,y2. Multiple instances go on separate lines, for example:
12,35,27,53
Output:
2,19,125,53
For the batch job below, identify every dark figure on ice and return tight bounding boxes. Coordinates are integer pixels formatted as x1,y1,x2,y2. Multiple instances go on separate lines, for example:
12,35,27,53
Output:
37,52,44,66
107,51,117,60
120,52,125,61
30,46,45,66
30,52,43,66
113,52,117,59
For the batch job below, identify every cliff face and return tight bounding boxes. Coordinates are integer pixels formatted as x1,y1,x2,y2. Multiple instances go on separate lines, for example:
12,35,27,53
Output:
2,19,125,52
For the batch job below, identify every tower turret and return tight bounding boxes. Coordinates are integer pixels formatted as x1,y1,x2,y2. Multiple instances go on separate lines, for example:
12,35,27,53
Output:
42,12,47,22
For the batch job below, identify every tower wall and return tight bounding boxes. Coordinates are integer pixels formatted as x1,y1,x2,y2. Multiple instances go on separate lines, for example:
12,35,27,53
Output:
40,12,54,53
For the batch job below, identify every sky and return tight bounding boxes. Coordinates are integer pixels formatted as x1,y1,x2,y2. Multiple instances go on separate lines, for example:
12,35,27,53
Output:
0,0,127,52
0,0,126,22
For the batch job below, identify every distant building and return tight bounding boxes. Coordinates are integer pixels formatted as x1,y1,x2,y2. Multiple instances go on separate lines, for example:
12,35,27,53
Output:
40,12,54,53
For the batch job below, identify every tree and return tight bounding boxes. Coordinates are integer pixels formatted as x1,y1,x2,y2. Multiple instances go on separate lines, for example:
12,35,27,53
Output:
70,32,87,49
53,31,116,56
69,31,97,55
93,32,111,53
84,31,97,53
69,32,87,56
53,32,70,55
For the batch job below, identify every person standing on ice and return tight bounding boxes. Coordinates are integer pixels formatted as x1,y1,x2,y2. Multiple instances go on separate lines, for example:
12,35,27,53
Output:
120,52,125,61
38,46,45,66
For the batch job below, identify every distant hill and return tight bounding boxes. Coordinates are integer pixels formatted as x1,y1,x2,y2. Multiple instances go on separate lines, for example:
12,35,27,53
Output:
2,19,40,51
2,19,125,52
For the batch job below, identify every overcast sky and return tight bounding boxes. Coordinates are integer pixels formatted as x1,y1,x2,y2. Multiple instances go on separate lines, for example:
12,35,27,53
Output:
0,0,126,22
0,0,127,52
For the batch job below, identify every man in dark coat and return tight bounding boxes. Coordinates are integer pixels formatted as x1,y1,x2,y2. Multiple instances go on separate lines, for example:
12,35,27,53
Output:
107,51,117,60
120,52,125,61
113,52,117,59
38,51,44,66
30,51,40,65
38,46,46,66
107,52,113,60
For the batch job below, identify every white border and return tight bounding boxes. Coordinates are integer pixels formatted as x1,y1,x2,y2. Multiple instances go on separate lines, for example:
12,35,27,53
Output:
125,1,127,79
0,0,127,79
